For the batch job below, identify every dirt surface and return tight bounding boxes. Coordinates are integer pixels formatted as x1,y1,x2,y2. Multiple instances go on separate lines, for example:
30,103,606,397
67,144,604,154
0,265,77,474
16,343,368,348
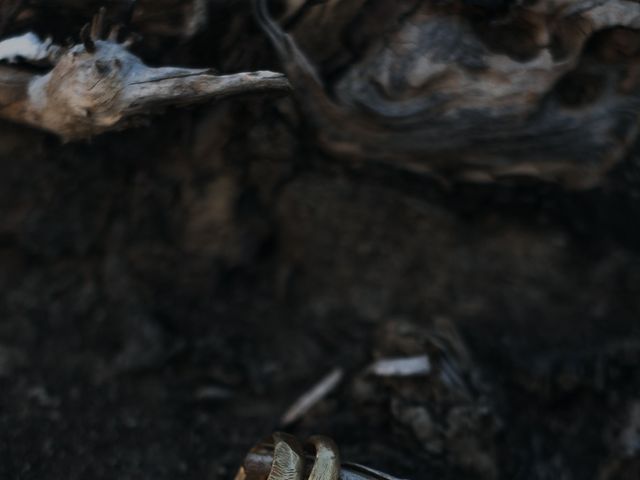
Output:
2,2,640,480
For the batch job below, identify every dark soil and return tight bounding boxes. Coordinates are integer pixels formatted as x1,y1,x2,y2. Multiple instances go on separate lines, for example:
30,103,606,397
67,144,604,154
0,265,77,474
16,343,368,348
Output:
2,3,640,480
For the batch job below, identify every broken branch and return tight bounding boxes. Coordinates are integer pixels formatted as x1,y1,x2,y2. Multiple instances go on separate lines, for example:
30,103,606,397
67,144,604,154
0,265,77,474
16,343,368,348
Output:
0,24,290,140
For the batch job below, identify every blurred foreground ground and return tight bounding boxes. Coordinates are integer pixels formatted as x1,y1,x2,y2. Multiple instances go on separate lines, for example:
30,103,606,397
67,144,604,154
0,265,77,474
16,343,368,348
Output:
1,2,640,479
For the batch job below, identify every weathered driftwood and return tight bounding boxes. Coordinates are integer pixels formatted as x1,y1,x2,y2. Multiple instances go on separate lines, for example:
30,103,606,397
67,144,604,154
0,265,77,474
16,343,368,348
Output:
0,9,289,140
257,0,640,187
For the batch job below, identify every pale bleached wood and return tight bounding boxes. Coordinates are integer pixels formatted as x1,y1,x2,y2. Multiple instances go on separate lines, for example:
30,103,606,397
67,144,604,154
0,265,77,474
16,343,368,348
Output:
0,29,289,140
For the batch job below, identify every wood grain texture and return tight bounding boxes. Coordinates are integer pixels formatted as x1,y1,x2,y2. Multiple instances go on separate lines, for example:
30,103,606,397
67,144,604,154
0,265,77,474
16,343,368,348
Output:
0,18,289,139
258,0,640,187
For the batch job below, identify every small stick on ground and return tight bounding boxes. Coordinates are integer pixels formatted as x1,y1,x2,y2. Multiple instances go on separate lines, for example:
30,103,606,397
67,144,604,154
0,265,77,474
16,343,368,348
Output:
0,12,289,140
367,355,431,377
281,368,344,426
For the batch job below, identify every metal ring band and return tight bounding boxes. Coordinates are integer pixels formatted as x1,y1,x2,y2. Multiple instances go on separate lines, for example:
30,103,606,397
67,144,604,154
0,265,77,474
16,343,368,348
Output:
267,432,305,480
307,435,340,480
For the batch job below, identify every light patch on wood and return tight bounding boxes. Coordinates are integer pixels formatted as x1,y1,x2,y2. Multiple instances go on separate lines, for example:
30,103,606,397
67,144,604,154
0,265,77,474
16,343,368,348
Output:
0,32,56,63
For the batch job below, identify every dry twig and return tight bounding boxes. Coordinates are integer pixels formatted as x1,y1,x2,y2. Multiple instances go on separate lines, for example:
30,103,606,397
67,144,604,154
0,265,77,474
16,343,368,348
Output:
281,368,343,426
